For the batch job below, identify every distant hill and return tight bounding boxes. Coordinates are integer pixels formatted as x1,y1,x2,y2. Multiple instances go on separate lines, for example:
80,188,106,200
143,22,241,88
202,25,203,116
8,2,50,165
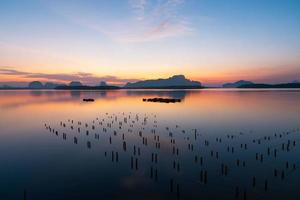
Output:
99,81,107,86
124,75,202,89
28,81,44,89
239,82,300,88
223,80,254,88
69,81,83,87
44,82,62,89
27,81,64,89
55,85,120,90
56,81,119,90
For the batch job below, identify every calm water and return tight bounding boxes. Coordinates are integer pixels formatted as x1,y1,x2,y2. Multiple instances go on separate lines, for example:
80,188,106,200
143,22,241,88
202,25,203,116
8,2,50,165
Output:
0,89,300,200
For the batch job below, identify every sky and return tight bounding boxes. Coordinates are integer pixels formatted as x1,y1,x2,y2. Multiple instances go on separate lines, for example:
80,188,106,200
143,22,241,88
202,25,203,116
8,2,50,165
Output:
0,0,299,86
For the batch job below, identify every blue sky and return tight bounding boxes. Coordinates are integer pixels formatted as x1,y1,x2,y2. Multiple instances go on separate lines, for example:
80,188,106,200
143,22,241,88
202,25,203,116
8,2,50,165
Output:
0,0,299,86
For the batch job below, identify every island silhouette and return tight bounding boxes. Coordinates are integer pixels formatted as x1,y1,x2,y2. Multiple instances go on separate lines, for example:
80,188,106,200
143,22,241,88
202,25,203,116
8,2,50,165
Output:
0,75,300,90
124,75,202,89
223,80,254,88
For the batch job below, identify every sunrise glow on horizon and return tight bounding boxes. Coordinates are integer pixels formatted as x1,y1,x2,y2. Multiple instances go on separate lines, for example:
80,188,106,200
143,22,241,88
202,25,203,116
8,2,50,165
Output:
0,0,300,86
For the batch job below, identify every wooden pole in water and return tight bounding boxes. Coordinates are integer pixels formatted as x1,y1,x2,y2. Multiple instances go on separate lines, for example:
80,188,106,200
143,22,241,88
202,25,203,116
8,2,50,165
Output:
200,157,203,165
123,141,126,151
281,170,285,180
204,170,207,184
135,158,138,170
23,189,27,200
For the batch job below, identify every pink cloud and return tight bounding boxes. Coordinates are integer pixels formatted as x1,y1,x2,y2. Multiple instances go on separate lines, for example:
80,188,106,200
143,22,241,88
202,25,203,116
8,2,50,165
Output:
0,67,140,86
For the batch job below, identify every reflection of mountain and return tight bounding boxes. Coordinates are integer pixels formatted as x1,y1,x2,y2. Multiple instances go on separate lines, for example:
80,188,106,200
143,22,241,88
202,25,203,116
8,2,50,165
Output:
30,90,43,96
28,81,64,89
125,75,202,89
28,81,44,89
69,81,83,87
125,90,197,100
223,80,254,88
0,90,200,109
70,91,81,98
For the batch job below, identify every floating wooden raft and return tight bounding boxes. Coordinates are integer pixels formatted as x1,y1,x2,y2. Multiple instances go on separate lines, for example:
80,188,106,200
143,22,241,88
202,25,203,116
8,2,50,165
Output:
83,98,95,102
143,98,181,103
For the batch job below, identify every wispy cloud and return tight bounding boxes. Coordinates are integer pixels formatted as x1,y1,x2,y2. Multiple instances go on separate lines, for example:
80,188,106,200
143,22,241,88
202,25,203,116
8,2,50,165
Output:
49,0,192,43
0,67,140,86
114,0,192,42
130,0,147,21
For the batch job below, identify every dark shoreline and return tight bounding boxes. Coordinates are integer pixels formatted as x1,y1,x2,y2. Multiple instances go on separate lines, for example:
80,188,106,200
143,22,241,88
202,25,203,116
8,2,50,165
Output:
1,84,300,90
238,83,300,88
0,86,204,90
55,85,120,90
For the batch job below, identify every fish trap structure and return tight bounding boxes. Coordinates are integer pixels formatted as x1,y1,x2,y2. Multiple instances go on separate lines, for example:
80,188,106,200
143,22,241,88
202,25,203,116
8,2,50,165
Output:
83,98,95,102
143,98,181,103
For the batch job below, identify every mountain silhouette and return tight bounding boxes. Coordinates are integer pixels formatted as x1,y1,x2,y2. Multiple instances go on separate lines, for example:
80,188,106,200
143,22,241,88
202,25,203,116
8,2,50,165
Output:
69,81,83,87
99,81,107,86
125,75,202,89
223,80,254,88
28,81,44,89
44,82,62,89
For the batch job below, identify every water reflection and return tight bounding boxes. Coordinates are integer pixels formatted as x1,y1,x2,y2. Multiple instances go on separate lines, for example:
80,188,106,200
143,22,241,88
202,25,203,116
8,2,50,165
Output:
125,90,194,99
0,89,300,199
0,90,193,109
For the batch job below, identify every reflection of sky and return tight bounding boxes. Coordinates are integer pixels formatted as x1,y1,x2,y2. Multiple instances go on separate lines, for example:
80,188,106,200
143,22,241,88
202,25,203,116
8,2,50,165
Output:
0,90,195,109
0,89,300,199
0,0,300,86
1,89,300,128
